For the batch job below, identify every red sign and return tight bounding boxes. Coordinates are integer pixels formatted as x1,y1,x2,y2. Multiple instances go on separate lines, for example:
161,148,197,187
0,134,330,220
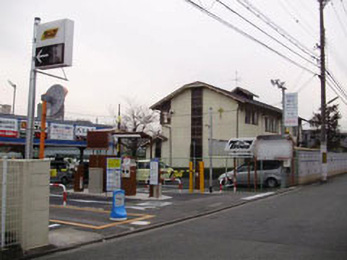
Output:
0,118,18,138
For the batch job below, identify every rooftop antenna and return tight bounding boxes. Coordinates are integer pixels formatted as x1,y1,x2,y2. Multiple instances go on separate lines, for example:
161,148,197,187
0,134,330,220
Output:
232,71,241,88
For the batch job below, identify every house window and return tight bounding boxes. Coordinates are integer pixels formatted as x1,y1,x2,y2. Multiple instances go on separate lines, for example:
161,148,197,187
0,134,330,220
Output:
265,117,278,133
245,109,258,125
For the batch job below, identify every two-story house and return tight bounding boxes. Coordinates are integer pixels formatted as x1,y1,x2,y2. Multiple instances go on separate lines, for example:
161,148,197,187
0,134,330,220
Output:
150,81,290,168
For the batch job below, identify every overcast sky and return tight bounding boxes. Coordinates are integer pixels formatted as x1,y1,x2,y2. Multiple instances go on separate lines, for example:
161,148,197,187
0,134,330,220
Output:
1,0,346,129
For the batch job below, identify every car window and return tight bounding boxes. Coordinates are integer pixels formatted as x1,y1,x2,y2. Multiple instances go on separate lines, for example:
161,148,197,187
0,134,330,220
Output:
263,161,281,170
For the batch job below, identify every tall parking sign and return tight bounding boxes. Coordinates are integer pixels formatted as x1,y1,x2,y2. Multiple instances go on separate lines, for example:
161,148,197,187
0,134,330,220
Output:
35,19,74,70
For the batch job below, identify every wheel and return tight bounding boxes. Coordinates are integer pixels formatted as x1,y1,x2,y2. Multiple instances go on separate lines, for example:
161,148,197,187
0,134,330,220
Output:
61,177,68,185
265,178,278,188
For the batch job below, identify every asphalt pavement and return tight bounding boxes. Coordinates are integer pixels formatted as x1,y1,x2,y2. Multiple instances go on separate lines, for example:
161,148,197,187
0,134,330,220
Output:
21,182,285,259
34,174,347,260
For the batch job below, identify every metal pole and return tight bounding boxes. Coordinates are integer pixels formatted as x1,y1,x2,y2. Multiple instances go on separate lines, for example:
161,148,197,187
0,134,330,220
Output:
169,126,172,166
208,107,213,193
282,88,286,137
25,17,41,159
1,157,8,248
319,0,328,182
12,85,16,115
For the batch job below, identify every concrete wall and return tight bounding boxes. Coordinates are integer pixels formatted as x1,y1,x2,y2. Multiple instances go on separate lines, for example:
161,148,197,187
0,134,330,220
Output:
296,151,347,184
0,159,49,251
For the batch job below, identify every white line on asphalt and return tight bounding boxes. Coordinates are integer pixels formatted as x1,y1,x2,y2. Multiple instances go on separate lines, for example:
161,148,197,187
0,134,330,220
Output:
130,221,151,226
241,192,275,201
49,224,61,229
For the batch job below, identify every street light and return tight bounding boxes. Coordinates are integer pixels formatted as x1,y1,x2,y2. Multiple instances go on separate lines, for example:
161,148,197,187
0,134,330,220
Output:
7,80,16,114
271,79,287,137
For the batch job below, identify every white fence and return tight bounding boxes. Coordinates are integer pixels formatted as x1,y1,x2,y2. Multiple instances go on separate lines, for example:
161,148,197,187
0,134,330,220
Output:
296,151,347,184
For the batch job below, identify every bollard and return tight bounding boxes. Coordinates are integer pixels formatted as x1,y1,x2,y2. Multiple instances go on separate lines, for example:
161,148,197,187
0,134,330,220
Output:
110,189,127,221
189,162,194,193
219,179,223,193
50,183,67,206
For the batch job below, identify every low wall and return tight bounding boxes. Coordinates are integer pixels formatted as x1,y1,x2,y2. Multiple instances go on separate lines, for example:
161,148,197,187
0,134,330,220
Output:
296,151,347,185
0,159,50,251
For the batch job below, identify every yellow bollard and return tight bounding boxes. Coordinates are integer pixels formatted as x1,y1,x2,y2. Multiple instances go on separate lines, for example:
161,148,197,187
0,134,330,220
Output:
189,161,193,193
199,161,205,193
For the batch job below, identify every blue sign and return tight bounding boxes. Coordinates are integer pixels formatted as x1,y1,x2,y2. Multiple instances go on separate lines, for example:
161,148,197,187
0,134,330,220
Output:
110,189,127,221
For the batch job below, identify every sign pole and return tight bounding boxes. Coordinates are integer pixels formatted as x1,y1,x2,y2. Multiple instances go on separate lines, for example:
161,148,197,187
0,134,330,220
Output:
25,17,41,159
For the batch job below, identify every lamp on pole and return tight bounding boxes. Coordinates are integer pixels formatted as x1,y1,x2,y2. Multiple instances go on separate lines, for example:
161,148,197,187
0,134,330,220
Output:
271,79,287,136
7,80,16,114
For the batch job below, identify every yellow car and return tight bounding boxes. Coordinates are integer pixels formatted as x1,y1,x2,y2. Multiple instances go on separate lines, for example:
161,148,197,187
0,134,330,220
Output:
136,160,174,183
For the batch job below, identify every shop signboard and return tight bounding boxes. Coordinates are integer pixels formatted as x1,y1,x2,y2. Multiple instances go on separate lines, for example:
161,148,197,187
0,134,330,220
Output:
0,117,18,138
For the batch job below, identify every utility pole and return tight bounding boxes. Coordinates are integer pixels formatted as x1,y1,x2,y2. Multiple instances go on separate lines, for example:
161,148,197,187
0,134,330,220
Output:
208,107,213,193
271,79,287,136
319,0,329,182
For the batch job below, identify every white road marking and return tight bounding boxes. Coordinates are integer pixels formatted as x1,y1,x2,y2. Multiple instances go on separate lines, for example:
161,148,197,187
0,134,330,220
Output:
49,224,61,229
130,221,151,226
241,192,275,201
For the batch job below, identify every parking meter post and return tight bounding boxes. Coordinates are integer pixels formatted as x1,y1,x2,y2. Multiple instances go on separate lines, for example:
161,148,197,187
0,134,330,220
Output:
281,161,286,189
247,162,250,190
254,157,257,192
189,161,193,193
199,161,204,193
233,158,237,193
260,160,264,191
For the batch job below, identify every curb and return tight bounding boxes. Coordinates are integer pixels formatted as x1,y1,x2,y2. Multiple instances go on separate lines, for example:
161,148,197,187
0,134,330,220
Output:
23,187,298,259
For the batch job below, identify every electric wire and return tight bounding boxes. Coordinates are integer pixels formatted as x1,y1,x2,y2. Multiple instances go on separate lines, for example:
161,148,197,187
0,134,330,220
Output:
278,0,318,39
330,1,347,37
184,0,318,75
236,0,319,61
341,0,347,17
216,0,319,68
295,74,318,93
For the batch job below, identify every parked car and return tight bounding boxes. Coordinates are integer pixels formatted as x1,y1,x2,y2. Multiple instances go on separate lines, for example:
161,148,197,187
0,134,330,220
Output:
218,160,283,188
136,160,174,182
50,160,74,185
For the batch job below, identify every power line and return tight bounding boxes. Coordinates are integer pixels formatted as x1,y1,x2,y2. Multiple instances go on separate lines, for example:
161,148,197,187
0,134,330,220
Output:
236,0,319,61
184,0,318,75
278,0,318,39
216,0,319,68
295,74,317,93
341,0,347,17
330,1,347,37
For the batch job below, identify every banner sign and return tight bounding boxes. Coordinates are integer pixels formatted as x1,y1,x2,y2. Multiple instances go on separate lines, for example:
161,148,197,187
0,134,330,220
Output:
0,118,18,138
106,158,122,191
49,123,74,140
284,93,298,127
75,125,96,141
19,120,48,139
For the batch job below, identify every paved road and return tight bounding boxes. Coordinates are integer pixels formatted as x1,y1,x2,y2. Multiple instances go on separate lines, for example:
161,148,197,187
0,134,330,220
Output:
39,175,347,260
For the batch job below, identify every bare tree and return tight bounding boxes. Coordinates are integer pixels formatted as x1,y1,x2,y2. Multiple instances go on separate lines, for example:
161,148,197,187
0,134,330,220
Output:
111,101,160,156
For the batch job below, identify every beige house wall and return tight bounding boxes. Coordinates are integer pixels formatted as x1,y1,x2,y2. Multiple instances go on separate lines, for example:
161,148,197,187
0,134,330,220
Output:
161,89,192,168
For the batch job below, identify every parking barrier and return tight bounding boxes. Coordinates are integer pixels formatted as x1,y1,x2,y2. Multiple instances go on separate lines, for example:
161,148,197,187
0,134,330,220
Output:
219,178,223,193
50,183,67,206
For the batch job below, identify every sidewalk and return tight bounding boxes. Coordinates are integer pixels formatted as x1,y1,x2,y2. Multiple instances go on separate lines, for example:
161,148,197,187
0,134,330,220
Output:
24,186,296,259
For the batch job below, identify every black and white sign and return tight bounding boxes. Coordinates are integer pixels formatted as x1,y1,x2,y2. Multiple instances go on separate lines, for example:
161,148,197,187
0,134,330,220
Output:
225,138,256,157
35,44,64,68
35,19,74,70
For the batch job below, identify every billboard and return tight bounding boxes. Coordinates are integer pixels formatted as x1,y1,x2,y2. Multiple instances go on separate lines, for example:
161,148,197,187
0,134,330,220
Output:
49,123,74,140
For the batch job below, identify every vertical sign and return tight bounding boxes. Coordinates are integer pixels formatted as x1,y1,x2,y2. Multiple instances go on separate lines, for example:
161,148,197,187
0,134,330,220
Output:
106,158,122,191
149,159,159,185
284,93,298,127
